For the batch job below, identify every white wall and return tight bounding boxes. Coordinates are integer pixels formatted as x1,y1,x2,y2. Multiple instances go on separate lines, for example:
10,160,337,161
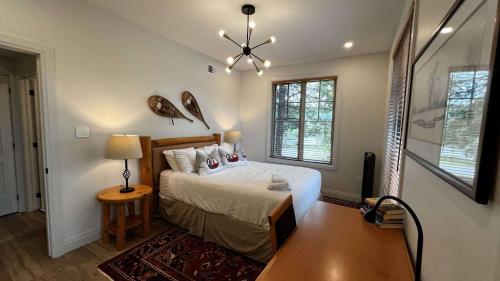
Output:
0,0,241,254
239,53,389,199
399,0,500,280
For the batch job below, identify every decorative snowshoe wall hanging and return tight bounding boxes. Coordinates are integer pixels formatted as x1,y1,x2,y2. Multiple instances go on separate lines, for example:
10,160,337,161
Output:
148,94,193,125
181,91,210,129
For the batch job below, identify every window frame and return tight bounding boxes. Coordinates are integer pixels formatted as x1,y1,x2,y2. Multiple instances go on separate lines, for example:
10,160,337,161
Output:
266,76,339,170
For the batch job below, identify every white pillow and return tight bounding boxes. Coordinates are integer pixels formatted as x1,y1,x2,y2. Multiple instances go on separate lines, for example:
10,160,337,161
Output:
221,142,235,153
219,147,247,167
173,148,197,173
162,150,180,171
201,144,219,153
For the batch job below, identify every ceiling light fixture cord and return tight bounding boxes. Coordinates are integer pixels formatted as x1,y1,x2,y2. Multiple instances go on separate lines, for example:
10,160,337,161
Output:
246,13,250,46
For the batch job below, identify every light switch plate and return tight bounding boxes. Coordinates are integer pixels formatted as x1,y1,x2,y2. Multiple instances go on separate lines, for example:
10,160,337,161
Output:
75,126,90,138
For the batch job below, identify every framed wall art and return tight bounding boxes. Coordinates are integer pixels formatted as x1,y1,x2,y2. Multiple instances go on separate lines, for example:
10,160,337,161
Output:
405,0,499,204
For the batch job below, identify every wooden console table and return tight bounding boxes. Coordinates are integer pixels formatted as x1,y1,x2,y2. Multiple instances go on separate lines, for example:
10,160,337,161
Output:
97,185,152,250
257,201,414,281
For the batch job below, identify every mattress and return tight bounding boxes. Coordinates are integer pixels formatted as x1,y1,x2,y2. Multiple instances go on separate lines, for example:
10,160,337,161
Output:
159,161,321,227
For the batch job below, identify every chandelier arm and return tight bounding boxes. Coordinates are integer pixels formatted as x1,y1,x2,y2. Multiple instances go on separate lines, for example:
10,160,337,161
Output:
223,33,243,48
230,53,245,68
250,53,264,63
251,59,261,72
232,52,244,59
251,40,271,50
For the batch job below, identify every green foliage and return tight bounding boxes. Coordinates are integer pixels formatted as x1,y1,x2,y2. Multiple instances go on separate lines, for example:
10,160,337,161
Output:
272,79,336,162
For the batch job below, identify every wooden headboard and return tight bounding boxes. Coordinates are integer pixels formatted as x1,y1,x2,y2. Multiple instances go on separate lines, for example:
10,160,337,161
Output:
139,133,221,214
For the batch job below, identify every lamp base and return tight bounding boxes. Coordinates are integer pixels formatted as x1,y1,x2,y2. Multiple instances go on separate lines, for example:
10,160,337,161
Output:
119,185,135,193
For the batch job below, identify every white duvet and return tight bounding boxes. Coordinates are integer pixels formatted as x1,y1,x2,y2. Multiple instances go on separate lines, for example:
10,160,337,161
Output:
159,161,321,227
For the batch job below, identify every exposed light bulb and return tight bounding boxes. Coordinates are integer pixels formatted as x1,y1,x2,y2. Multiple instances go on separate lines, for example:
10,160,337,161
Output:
226,56,234,64
264,60,271,68
344,41,353,49
247,58,254,64
441,27,453,34
270,36,276,44
249,21,256,29
257,70,264,76
225,67,232,73
241,43,247,47
218,30,225,37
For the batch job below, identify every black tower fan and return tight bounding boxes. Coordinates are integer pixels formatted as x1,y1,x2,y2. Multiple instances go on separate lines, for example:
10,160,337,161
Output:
361,152,376,202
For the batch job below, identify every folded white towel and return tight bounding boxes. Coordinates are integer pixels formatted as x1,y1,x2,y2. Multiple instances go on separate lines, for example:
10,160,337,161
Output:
272,174,286,183
267,181,291,191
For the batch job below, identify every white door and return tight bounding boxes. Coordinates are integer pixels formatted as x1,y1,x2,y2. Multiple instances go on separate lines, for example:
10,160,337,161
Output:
0,75,18,216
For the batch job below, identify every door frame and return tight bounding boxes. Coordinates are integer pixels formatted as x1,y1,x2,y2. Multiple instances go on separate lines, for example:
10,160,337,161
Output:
0,33,64,258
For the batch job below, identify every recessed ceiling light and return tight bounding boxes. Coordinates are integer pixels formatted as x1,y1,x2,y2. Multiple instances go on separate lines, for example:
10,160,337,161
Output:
441,27,453,34
344,41,353,49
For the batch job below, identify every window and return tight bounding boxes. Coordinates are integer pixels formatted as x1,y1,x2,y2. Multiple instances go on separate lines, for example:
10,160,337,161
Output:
269,77,337,166
381,10,412,197
438,67,488,183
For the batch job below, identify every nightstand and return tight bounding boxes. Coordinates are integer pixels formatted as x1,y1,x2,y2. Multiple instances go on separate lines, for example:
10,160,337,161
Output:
96,184,152,250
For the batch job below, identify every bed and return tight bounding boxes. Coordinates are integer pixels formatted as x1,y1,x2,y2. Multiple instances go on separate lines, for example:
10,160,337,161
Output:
138,134,321,262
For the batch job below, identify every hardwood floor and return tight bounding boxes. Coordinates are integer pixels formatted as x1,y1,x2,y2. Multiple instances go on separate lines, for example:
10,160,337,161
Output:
0,211,172,281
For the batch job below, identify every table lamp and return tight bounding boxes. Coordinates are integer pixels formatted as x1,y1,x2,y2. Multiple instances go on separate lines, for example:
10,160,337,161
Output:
105,134,143,193
224,130,242,152
363,195,423,281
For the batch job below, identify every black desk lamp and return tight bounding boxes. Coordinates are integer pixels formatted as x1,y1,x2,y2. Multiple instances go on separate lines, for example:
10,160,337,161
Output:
363,195,423,281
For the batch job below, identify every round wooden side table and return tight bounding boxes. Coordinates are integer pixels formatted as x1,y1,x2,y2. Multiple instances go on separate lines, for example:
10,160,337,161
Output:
96,184,152,251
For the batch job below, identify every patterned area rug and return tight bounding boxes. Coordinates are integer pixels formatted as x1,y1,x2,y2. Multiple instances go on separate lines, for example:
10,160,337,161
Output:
321,196,362,209
98,228,265,281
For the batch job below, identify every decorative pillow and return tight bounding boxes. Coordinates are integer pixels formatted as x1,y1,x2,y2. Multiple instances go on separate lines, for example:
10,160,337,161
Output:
162,150,180,171
173,148,197,173
196,148,224,175
219,147,247,167
221,142,235,153
200,144,219,154
235,143,248,161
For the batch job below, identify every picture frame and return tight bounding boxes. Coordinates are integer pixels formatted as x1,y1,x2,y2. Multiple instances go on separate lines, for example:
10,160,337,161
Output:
404,0,500,204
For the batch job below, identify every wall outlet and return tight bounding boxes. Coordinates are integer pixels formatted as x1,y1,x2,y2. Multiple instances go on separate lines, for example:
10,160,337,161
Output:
75,126,90,138
356,176,363,185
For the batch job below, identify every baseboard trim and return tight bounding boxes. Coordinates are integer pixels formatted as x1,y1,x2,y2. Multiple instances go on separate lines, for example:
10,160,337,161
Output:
321,189,361,203
64,226,100,253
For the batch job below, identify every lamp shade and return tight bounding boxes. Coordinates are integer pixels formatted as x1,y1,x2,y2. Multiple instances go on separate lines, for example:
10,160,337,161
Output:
105,135,143,160
224,130,242,143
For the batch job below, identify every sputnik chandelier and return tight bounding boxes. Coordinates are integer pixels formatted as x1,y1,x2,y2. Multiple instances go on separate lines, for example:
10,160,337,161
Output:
218,4,276,75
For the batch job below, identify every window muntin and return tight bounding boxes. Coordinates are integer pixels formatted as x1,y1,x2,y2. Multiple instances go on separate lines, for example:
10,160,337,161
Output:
271,78,336,165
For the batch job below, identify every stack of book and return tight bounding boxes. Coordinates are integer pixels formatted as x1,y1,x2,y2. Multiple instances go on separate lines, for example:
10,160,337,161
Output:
360,198,405,228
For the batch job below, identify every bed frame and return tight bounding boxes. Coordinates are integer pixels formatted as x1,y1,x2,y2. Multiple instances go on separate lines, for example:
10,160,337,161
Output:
138,134,221,215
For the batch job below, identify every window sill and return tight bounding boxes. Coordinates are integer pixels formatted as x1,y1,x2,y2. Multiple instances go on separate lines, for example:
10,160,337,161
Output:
266,157,337,171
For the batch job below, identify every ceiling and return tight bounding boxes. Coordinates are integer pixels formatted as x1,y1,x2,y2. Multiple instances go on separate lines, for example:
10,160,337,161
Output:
84,0,406,70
